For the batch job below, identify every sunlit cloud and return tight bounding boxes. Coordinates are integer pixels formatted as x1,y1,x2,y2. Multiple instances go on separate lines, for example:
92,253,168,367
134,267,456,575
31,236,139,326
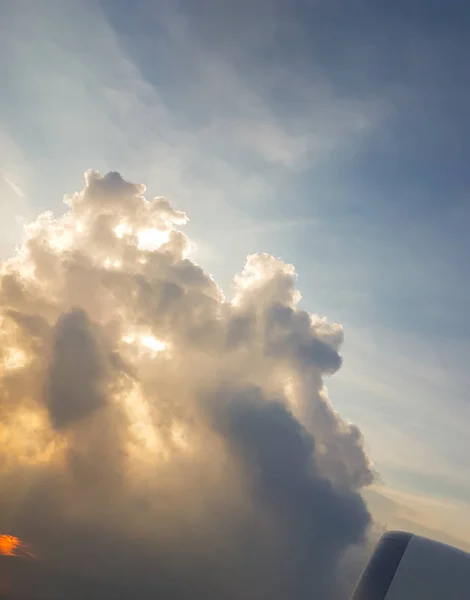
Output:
2,347,28,371
137,228,170,251
139,334,166,353
121,332,167,355
0,171,372,599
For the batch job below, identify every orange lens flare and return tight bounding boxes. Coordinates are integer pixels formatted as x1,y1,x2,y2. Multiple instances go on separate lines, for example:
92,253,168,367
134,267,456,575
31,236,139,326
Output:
0,535,36,559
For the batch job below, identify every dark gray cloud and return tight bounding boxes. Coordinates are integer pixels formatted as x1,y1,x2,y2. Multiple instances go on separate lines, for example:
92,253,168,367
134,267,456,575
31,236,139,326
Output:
212,385,370,599
46,309,109,429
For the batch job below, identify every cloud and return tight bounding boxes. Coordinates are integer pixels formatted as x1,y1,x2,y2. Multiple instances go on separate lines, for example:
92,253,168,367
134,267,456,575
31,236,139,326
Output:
0,171,373,599
365,485,470,553
46,310,110,429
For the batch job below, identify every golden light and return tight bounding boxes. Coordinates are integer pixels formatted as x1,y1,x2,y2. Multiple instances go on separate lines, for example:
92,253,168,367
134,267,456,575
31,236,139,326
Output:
0,535,19,557
0,535,36,559
46,219,76,252
113,222,169,251
140,335,166,353
137,228,169,251
121,332,167,355
103,257,122,269
114,222,132,239
0,408,61,471
171,423,191,452
119,383,163,459
2,347,28,371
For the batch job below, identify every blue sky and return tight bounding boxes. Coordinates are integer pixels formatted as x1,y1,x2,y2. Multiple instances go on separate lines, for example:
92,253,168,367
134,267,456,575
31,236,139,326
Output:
2,0,470,547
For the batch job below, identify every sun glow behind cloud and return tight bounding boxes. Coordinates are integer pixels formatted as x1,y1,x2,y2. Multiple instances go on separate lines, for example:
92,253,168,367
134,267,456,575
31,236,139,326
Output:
137,228,170,251
2,347,28,371
121,333,167,354
114,222,170,251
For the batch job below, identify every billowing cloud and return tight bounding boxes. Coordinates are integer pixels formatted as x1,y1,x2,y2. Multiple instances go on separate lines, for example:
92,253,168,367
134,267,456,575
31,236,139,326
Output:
0,171,373,599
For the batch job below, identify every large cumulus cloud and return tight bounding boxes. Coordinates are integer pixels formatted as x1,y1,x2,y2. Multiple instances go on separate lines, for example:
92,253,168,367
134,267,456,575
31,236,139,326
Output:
0,171,373,599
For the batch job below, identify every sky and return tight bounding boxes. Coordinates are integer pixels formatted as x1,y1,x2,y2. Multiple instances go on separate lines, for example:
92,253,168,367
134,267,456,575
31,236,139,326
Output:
1,0,470,595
